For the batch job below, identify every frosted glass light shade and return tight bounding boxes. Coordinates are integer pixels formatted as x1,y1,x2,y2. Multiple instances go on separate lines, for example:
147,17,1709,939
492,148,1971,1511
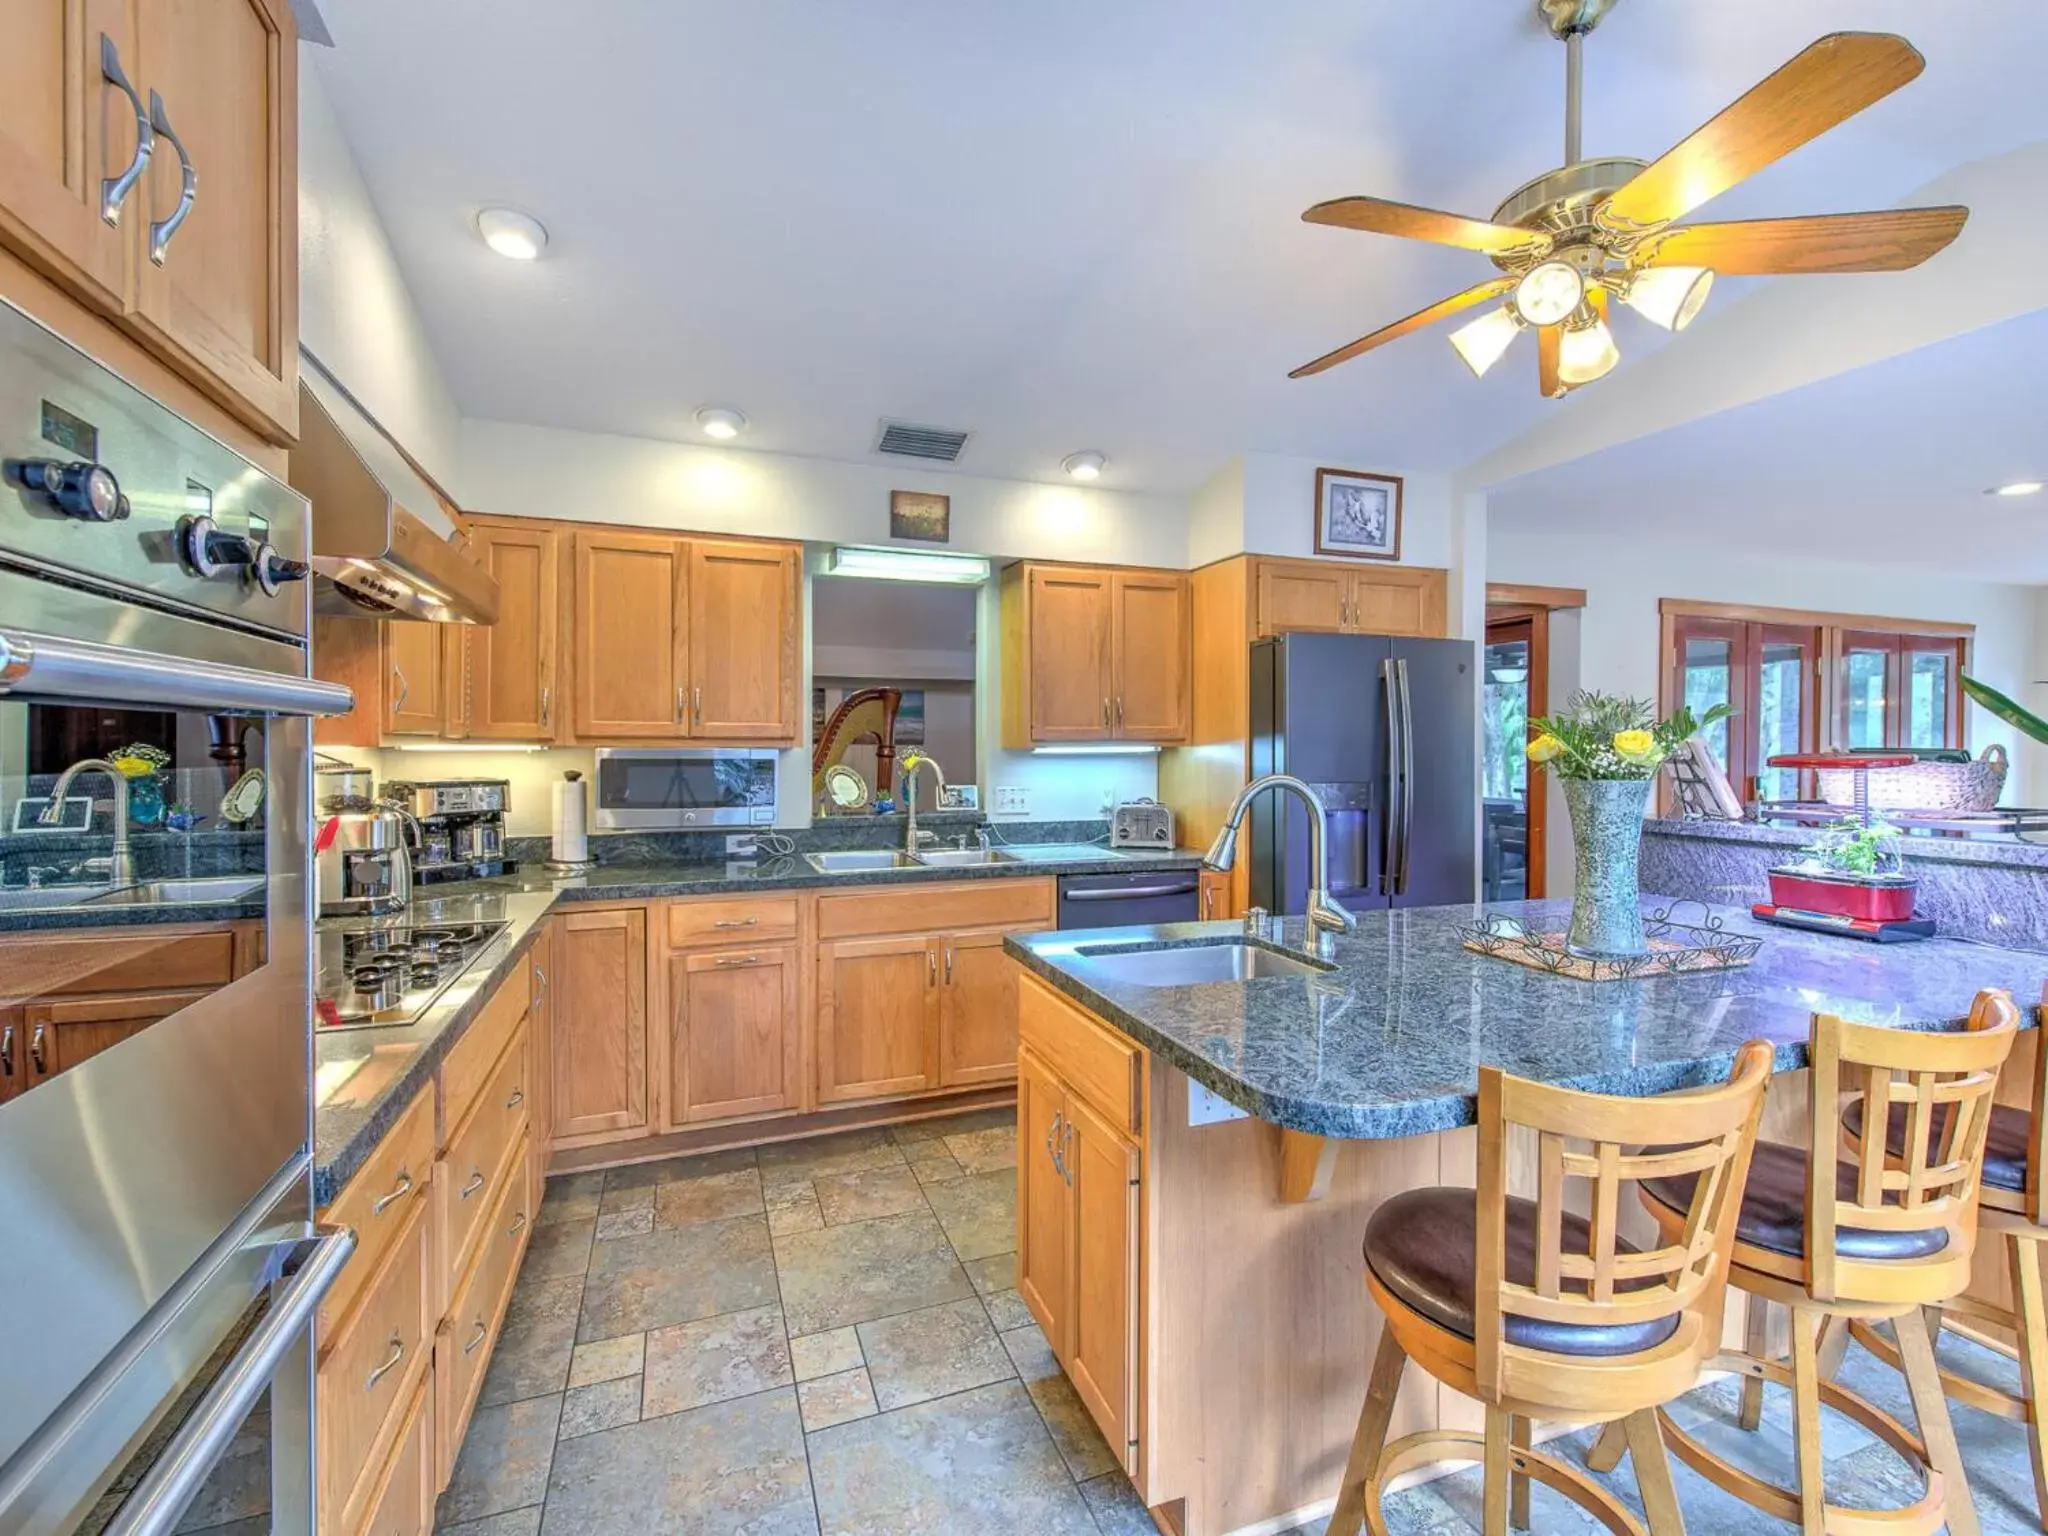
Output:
1514,260,1585,326
1448,307,1523,378
1557,316,1620,385
1624,266,1714,331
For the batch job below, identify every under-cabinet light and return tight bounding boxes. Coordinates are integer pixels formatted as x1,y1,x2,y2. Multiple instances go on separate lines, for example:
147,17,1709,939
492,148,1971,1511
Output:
827,547,991,584
1030,745,1162,756
392,742,546,753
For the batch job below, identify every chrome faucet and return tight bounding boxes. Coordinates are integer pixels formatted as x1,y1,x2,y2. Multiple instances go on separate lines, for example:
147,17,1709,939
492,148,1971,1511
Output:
1202,773,1355,957
899,751,946,855
40,758,135,887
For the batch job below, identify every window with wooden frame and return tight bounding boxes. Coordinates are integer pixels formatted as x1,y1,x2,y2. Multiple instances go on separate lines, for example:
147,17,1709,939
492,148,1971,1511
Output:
1659,600,1971,807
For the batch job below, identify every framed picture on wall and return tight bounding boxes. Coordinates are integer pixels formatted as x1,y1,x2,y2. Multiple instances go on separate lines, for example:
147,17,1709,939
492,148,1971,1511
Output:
1313,467,1403,562
890,490,951,543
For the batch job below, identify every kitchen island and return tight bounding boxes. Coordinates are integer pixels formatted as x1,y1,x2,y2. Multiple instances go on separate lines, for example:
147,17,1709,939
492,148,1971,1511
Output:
1003,898,2048,1536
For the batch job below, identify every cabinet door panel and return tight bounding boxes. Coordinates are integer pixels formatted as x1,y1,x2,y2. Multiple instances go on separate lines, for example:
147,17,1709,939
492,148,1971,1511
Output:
1029,568,1113,740
1063,1089,1139,1472
1111,572,1189,742
526,922,554,1208
1015,1046,1067,1349
131,0,297,438
551,908,648,1139
668,943,799,1126
468,523,560,741
22,985,208,1089
938,930,1020,1088
573,530,687,739
1254,562,1348,637
0,0,135,306
383,620,444,735
688,539,798,742
1349,570,1444,639
816,936,934,1103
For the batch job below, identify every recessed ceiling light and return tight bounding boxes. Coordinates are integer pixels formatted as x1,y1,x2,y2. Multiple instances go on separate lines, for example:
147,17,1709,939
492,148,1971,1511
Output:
1988,480,2044,497
1061,451,1107,481
476,207,547,261
695,407,748,441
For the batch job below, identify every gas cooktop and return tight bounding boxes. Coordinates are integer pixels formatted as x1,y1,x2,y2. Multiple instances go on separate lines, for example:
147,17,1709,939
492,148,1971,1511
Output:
315,920,508,1029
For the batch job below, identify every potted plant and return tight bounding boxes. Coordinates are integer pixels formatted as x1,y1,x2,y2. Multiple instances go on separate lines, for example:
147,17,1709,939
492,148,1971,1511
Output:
1526,692,1732,957
1769,817,1917,923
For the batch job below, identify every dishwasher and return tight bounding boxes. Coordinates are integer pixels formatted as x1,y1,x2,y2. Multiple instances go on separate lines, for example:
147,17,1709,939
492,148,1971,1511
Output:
1055,869,1202,930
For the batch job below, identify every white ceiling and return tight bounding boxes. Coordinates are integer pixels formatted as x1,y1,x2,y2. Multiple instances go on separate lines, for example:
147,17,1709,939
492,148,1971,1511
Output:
312,0,2048,494
1489,306,2048,581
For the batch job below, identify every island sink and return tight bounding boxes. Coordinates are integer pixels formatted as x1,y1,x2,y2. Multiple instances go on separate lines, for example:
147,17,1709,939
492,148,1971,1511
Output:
1070,939,1331,984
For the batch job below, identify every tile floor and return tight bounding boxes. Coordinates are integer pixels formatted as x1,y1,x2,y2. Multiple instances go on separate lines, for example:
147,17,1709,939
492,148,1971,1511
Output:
436,1107,2048,1535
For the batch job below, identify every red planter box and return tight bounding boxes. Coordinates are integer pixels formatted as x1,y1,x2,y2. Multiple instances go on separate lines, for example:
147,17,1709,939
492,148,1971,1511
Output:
1767,868,1917,923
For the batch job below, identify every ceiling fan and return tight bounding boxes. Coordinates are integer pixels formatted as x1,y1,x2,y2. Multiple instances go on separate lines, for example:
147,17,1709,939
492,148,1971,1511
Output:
1290,0,1969,397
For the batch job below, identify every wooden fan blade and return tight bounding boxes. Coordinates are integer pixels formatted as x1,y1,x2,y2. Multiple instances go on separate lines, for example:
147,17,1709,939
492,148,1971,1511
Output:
1602,33,1925,230
1302,196,1550,257
1647,206,1968,274
1290,278,1515,379
1537,323,1563,399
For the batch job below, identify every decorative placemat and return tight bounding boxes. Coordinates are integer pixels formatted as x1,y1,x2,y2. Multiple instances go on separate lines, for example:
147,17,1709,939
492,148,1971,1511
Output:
1459,905,1762,981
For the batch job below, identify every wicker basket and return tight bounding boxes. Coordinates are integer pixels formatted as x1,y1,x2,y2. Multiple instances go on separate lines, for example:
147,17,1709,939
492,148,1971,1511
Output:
1815,743,2008,812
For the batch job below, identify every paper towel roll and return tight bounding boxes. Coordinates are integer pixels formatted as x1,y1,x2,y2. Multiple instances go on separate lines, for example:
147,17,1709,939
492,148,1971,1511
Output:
552,771,589,864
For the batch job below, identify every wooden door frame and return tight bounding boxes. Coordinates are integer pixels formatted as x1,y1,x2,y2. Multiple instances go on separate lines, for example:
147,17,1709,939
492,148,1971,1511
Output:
1483,603,1546,900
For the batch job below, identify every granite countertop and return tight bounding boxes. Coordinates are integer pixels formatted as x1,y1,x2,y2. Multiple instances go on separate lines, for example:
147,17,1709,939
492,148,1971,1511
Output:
0,895,266,932
1006,897,2048,1142
312,844,1202,1201
1646,816,2048,871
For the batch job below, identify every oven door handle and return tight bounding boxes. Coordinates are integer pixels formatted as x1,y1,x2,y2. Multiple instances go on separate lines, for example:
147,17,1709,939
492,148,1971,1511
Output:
97,1226,357,1536
0,629,354,716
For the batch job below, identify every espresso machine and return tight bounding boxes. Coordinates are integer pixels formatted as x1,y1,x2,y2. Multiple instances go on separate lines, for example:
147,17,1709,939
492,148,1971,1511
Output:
315,808,414,917
381,778,513,883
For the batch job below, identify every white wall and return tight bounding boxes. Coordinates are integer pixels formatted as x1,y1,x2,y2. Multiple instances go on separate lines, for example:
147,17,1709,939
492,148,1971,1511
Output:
298,56,463,489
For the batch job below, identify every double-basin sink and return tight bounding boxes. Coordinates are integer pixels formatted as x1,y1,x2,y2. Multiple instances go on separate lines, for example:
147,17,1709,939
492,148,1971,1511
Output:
802,847,1027,875
0,874,265,914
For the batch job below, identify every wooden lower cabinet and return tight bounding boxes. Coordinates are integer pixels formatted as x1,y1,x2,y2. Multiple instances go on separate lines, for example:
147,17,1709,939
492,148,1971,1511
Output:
938,929,1023,1088
526,922,554,1208
356,1378,434,1536
549,907,648,1142
664,943,800,1125
816,935,936,1103
436,1148,532,1486
1015,1045,1069,1335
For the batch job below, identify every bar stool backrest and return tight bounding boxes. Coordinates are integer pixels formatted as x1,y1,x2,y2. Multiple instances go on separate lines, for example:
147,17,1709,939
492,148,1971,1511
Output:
1474,1041,1773,1406
1808,992,2019,1304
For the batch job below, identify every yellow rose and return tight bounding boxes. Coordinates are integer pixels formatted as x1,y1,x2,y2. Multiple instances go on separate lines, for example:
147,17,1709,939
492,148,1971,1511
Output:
109,755,156,778
1612,729,1656,761
1526,733,1563,764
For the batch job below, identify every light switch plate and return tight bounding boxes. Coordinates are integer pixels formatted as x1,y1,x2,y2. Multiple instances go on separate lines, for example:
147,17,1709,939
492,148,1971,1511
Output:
994,786,1030,816
1188,1081,1250,1126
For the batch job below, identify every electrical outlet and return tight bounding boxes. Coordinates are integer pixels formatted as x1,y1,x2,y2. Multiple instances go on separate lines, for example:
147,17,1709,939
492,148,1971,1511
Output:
724,834,759,857
994,785,1030,816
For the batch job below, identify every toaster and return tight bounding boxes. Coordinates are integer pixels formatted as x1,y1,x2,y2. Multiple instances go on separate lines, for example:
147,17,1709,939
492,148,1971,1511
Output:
1110,799,1175,850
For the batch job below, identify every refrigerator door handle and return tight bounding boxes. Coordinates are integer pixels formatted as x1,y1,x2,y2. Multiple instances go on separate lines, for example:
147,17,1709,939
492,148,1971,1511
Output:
1379,656,1400,897
1395,656,1416,895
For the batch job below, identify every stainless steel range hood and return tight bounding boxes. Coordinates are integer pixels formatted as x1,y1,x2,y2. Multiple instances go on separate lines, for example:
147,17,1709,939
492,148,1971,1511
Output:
288,360,499,624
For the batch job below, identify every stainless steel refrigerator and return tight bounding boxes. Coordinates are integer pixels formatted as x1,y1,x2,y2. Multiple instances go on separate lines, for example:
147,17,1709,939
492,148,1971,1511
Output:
1248,632,1478,915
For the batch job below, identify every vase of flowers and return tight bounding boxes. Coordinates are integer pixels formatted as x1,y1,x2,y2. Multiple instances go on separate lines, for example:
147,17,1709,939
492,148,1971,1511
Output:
1527,692,1732,959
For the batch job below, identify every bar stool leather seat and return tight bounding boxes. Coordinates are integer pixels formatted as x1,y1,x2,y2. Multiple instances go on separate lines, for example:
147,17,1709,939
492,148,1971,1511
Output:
1642,1139,1949,1262
1841,1097,2029,1194
1364,1187,1682,1358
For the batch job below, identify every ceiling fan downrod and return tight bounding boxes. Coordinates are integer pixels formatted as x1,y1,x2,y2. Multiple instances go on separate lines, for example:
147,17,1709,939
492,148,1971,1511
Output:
1537,0,1617,165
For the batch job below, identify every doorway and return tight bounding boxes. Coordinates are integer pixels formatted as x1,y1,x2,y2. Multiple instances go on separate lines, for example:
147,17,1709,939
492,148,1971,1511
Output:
1482,607,1547,900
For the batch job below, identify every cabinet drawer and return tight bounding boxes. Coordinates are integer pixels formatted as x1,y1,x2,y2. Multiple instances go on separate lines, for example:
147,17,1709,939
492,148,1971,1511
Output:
437,1142,533,1484
816,879,1056,940
439,1029,530,1306
666,896,799,948
1018,973,1141,1134
318,1088,434,1339
357,1376,433,1536
319,1205,431,1533
440,961,530,1148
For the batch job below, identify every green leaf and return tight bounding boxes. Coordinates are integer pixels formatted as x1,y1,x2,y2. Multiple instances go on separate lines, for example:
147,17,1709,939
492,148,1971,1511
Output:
1961,674,2048,746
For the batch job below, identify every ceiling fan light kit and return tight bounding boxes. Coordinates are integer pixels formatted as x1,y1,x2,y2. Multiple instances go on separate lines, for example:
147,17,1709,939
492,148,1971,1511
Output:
1291,1,1968,396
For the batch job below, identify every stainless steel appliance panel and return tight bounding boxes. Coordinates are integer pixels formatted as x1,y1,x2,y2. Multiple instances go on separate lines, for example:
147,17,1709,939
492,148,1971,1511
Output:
1055,871,1201,930
592,748,779,829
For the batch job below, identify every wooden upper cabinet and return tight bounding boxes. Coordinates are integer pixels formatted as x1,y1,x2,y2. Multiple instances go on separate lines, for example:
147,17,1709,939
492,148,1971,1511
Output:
550,907,648,1142
687,539,798,742
466,521,561,741
383,620,445,736
1110,571,1189,742
1002,563,1189,747
129,0,297,441
573,528,687,741
664,943,800,1127
0,0,137,309
1251,557,1447,640
1348,566,1447,638
1253,560,1348,637
1026,567,1113,741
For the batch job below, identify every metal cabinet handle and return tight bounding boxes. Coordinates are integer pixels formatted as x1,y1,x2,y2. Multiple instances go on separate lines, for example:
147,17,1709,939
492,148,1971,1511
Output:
99,36,154,225
539,685,551,728
692,686,702,726
460,1169,486,1200
1047,1111,1065,1178
463,1319,488,1355
369,1170,413,1216
364,1334,405,1390
508,1213,527,1238
712,917,758,929
713,954,760,968
1101,697,1110,730
675,685,686,724
146,90,196,266
1115,695,1125,730
1,1022,12,1075
1064,1121,1077,1187
29,1023,46,1075
533,963,548,1010
391,661,409,712
927,947,938,988
505,1087,525,1110
943,946,954,984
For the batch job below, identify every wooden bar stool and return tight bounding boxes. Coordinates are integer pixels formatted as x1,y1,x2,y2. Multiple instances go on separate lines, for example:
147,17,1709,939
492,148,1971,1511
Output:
1614,993,2020,1536
1838,983,2048,1524
1326,1041,1775,1536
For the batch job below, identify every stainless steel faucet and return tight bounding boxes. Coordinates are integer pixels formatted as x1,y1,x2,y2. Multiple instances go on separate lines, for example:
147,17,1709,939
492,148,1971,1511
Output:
40,758,135,887
1202,773,1355,956
899,752,946,855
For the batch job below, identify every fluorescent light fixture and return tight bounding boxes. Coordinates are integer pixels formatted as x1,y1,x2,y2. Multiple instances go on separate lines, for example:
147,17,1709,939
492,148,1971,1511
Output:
828,546,991,584
1623,265,1714,331
1448,306,1524,378
393,742,545,753
1061,451,1107,481
1557,314,1620,386
1514,260,1584,326
695,406,748,441
1030,744,1162,756
1988,481,2044,497
476,207,547,260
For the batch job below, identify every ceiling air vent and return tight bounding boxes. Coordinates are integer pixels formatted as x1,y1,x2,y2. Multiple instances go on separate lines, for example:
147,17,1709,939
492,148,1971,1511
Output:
875,419,971,464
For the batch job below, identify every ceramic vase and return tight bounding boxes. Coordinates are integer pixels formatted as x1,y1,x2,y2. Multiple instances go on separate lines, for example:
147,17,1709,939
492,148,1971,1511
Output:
1562,777,1651,958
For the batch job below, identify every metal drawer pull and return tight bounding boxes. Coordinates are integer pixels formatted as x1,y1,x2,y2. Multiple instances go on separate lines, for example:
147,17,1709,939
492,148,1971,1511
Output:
460,1169,486,1200
29,1023,45,1075
146,90,196,266
712,917,759,928
505,1087,525,1109
99,36,155,225
365,1334,405,1390
533,963,548,1008
463,1319,488,1355
369,1170,414,1215
713,954,761,968
508,1213,527,1238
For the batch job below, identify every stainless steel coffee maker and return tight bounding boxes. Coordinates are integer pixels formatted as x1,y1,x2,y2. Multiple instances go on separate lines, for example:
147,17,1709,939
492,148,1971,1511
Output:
315,806,413,916
381,778,512,884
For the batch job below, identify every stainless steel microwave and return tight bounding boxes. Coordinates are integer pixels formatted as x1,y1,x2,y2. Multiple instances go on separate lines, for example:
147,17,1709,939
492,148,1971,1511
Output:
591,747,779,829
